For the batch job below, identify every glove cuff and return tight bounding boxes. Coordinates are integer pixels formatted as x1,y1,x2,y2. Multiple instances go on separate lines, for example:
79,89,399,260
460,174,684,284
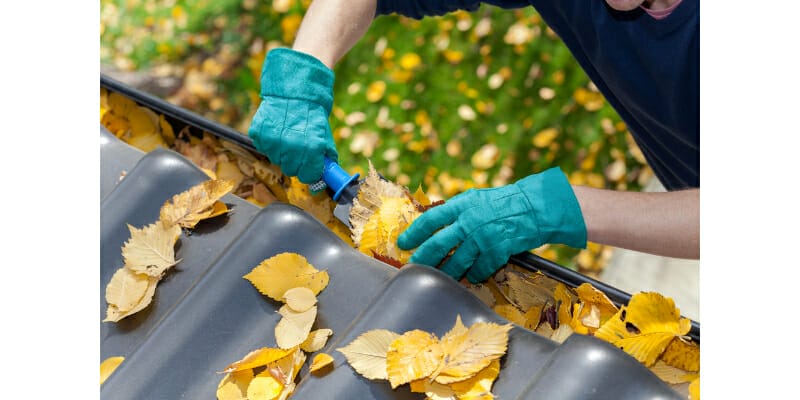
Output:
261,48,335,114
517,167,587,249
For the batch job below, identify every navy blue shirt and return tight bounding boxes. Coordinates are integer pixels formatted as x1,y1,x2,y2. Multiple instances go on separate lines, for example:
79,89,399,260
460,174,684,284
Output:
376,0,699,190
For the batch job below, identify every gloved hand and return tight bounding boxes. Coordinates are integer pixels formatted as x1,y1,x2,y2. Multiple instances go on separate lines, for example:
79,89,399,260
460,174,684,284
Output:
248,48,338,184
397,167,587,283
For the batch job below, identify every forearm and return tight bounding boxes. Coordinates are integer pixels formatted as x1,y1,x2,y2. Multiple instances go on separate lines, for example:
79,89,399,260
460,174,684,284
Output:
572,186,699,259
292,0,377,69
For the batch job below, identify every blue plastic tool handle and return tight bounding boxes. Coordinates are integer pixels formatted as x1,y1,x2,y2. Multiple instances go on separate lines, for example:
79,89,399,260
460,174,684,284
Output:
321,156,360,201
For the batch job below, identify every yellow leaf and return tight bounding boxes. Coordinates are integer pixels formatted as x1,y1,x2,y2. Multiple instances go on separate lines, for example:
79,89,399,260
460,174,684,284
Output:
548,323,574,344
449,359,500,399
160,179,235,229
309,353,334,374
216,369,253,400
128,106,158,136
243,252,329,302
412,186,432,207
337,329,401,381
104,268,159,322
661,337,700,372
594,293,691,367
104,267,151,312
285,176,337,224
503,270,555,312
158,114,175,146
648,360,697,385
574,283,619,318
282,287,317,313
553,283,576,326
432,319,512,384
275,304,318,349
300,328,333,353
689,376,700,400
108,91,137,117
246,370,283,400
216,160,245,191
122,221,181,278
128,131,167,152
523,304,543,331
492,304,526,326
206,200,230,219
221,347,293,373
386,330,444,388
100,356,124,385
409,378,456,399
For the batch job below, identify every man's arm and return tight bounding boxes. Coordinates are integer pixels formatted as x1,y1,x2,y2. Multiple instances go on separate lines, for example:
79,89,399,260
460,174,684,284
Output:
291,0,377,69
572,186,699,259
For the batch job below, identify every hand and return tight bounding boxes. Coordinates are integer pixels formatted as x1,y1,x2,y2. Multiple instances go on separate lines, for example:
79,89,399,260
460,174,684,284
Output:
248,48,338,184
397,167,587,283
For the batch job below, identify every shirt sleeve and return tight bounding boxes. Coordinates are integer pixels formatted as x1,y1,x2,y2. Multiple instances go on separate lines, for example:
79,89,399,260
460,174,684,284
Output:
376,0,530,19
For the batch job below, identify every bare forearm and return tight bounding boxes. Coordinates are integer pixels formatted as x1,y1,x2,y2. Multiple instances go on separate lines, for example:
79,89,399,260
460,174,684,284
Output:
292,0,377,69
572,186,699,259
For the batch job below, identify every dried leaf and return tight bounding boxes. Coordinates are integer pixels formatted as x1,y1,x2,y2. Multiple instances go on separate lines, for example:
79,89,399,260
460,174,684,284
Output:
689,376,700,400
243,252,329,302
104,267,151,312
309,353,334,374
246,370,283,400
432,319,512,384
104,268,159,322
275,305,317,349
282,287,317,313
449,359,501,399
549,323,574,344
386,330,444,388
492,304,526,326
594,292,691,367
503,270,555,312
221,347,293,373
122,221,181,278
409,378,456,399
300,329,333,353
649,361,697,385
216,369,253,400
100,356,124,385
159,179,234,229
216,160,245,191
337,329,401,380
660,337,700,372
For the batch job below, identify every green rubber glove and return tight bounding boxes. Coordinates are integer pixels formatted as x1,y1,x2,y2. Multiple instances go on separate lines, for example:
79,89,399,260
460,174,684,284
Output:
397,167,587,283
248,48,338,184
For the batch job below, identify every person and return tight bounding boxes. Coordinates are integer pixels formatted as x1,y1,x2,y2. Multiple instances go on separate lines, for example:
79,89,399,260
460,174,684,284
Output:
247,0,699,283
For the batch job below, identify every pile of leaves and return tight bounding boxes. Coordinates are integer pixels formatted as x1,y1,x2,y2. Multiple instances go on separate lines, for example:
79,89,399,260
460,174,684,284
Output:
100,0,652,272
338,316,512,399
216,252,334,400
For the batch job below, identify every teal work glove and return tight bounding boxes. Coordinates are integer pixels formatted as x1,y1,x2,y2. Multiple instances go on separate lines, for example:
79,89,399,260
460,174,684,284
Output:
397,167,587,283
248,48,338,184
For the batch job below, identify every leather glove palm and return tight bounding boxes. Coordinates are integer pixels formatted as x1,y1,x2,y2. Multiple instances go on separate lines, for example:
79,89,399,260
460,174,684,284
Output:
248,48,338,184
397,167,587,283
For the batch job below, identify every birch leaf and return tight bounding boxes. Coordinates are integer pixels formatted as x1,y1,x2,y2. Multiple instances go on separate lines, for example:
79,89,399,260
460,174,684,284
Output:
301,329,333,353
337,329,401,380
246,370,283,400
449,359,501,399
104,267,151,312
386,330,444,388
244,253,329,302
122,221,181,278
275,305,317,349
309,353,334,374
159,179,234,229
282,287,317,313
100,356,124,385
220,347,293,373
661,337,700,372
432,320,512,384
104,269,159,322
216,369,253,400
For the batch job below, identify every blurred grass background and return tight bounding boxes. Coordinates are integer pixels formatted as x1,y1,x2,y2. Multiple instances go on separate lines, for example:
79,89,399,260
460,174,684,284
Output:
100,0,655,274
